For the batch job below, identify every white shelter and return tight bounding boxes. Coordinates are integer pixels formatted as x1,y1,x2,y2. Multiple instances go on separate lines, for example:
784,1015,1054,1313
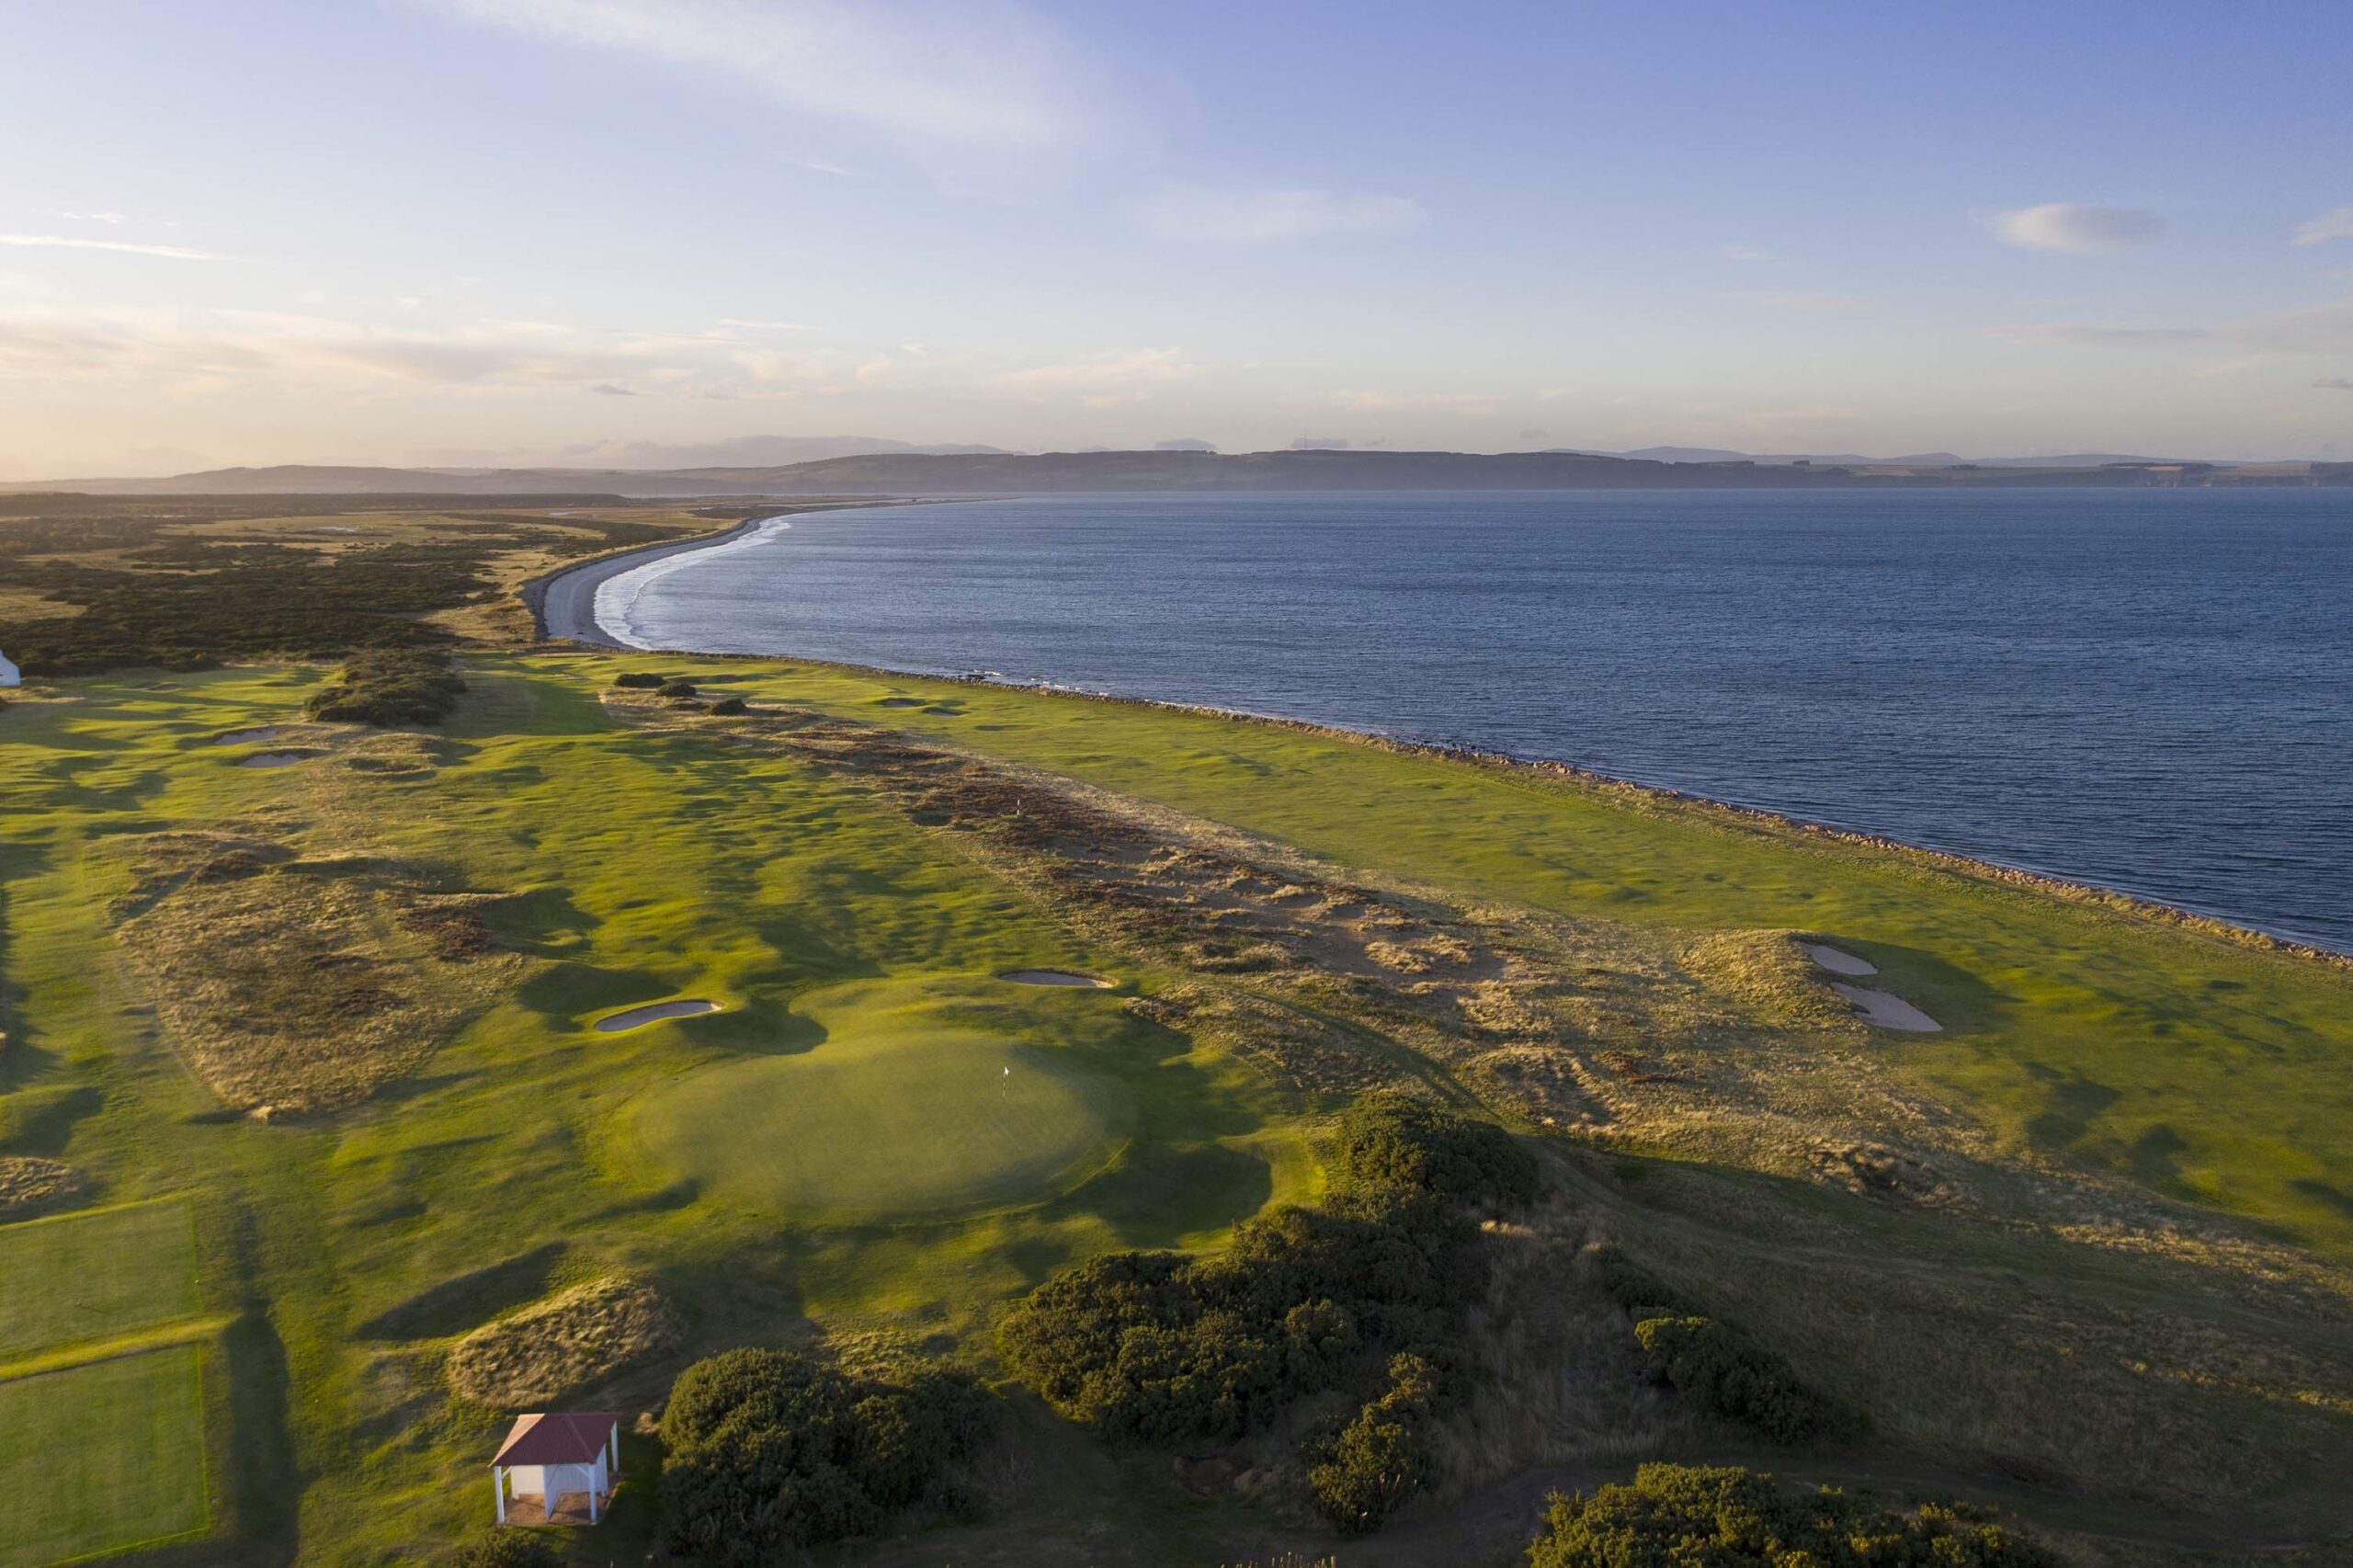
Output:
491,1411,621,1526
0,649,18,687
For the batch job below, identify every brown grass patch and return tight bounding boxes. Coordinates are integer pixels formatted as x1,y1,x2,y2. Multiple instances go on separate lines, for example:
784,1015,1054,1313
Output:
1679,928,1860,1034
0,1155,89,1217
108,828,517,1114
445,1276,679,1409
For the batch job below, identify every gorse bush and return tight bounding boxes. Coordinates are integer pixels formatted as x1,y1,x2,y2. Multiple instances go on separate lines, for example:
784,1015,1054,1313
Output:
1526,1463,2055,1567
447,1530,559,1568
611,671,665,688
1325,1093,1540,1214
1631,1316,1849,1445
1584,1242,1703,1322
657,1347,992,1563
655,679,698,699
999,1096,1534,1533
1304,1352,1448,1534
306,649,466,726
709,695,748,715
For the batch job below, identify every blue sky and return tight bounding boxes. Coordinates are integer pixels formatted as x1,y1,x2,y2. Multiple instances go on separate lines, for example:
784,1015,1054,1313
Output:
2,0,2349,474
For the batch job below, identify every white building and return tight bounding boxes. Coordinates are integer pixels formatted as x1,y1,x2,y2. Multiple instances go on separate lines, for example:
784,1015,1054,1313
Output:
490,1411,622,1527
0,648,18,687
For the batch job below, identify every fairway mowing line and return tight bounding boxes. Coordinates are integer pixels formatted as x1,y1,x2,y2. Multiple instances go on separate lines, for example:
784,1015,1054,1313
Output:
0,1315,232,1385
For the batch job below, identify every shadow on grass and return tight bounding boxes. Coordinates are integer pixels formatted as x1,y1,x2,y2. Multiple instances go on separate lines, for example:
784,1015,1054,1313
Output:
357,1242,574,1340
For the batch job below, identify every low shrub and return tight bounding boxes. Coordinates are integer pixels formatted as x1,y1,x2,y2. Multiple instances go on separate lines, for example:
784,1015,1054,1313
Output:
658,1347,992,1563
1586,1243,1703,1322
710,695,748,715
1326,1094,1540,1215
1000,1096,1538,1534
1527,1463,2055,1567
612,671,665,688
1305,1353,1446,1535
306,649,466,726
448,1529,560,1568
655,679,698,699
1631,1316,1849,1445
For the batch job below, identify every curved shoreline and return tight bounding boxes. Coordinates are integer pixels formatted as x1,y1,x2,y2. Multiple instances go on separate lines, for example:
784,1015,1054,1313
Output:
521,506,2350,970
527,498,922,648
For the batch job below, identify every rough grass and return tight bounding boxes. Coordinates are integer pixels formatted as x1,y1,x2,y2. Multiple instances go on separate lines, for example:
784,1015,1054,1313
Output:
0,1347,210,1568
0,1153,88,1218
0,1199,200,1359
445,1275,678,1409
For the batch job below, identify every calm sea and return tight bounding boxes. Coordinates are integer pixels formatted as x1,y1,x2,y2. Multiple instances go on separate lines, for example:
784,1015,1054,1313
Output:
597,489,2353,951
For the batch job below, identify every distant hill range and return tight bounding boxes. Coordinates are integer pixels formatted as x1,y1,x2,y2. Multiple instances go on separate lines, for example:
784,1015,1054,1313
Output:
6,449,2346,498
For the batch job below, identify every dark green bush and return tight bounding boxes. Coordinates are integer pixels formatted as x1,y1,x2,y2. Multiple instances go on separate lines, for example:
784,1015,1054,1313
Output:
999,1095,1540,1533
1305,1353,1446,1535
1527,1463,2054,1566
612,671,665,688
657,1347,992,1563
448,1529,560,1567
1326,1094,1539,1214
1632,1316,1849,1445
655,679,698,699
710,695,748,715
305,649,466,726
1586,1243,1703,1322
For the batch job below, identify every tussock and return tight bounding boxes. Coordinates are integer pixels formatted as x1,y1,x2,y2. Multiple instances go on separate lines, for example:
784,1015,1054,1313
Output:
0,1155,89,1217
1680,928,1860,1034
445,1275,678,1409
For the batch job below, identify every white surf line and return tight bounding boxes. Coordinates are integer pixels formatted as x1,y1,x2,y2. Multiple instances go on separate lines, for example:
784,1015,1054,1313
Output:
591,517,795,650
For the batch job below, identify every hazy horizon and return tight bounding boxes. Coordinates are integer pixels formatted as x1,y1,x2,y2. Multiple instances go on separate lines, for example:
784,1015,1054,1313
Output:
5,1,2351,479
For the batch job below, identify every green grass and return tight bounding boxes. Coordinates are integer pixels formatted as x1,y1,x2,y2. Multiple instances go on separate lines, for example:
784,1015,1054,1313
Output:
0,1347,210,1568
4,650,2351,1562
658,654,2353,1262
0,1200,200,1360
631,977,1137,1221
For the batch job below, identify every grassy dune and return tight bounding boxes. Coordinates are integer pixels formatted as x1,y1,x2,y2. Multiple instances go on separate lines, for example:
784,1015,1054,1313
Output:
1,650,2350,1563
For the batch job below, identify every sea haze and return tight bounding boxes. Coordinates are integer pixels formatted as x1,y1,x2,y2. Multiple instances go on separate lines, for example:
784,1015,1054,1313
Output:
597,489,2353,952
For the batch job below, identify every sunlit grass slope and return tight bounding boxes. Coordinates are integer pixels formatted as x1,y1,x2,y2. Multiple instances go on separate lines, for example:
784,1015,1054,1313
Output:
581,653,2353,1263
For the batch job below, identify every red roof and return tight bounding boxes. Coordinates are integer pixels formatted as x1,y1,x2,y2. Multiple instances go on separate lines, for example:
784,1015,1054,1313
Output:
493,1412,620,1467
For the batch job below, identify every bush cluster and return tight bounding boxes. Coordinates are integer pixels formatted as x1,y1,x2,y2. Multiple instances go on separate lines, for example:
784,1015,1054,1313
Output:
611,671,665,688
306,649,467,726
447,1531,558,1568
1527,1463,2055,1567
710,695,748,715
656,679,699,699
1631,1315,1849,1445
657,1347,991,1562
1000,1096,1534,1533
1302,1351,1448,1534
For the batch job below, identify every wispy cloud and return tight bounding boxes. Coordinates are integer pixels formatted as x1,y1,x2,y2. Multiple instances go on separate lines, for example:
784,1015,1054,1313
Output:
1333,389,1498,411
1985,203,2165,254
2294,206,2353,246
1722,244,1775,263
1726,290,1871,312
58,210,131,225
992,346,1193,404
414,0,1104,151
1989,298,2353,357
1136,185,1426,244
2316,376,2353,392
718,317,819,333
0,234,222,261
1988,323,2210,347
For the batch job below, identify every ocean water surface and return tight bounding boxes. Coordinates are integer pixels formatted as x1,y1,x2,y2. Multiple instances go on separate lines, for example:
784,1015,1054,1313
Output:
597,489,2353,951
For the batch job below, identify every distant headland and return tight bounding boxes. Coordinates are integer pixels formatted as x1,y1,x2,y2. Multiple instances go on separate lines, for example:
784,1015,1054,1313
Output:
6,448,2347,498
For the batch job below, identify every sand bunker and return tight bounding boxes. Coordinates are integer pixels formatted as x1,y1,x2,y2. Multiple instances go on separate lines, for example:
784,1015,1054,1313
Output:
212,725,284,746
1000,969,1115,988
593,999,721,1032
237,750,318,768
1831,983,1942,1032
1802,942,1879,976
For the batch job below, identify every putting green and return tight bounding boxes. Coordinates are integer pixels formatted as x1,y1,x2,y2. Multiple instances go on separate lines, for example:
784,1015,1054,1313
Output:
0,1346,210,1568
631,979,1135,1221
